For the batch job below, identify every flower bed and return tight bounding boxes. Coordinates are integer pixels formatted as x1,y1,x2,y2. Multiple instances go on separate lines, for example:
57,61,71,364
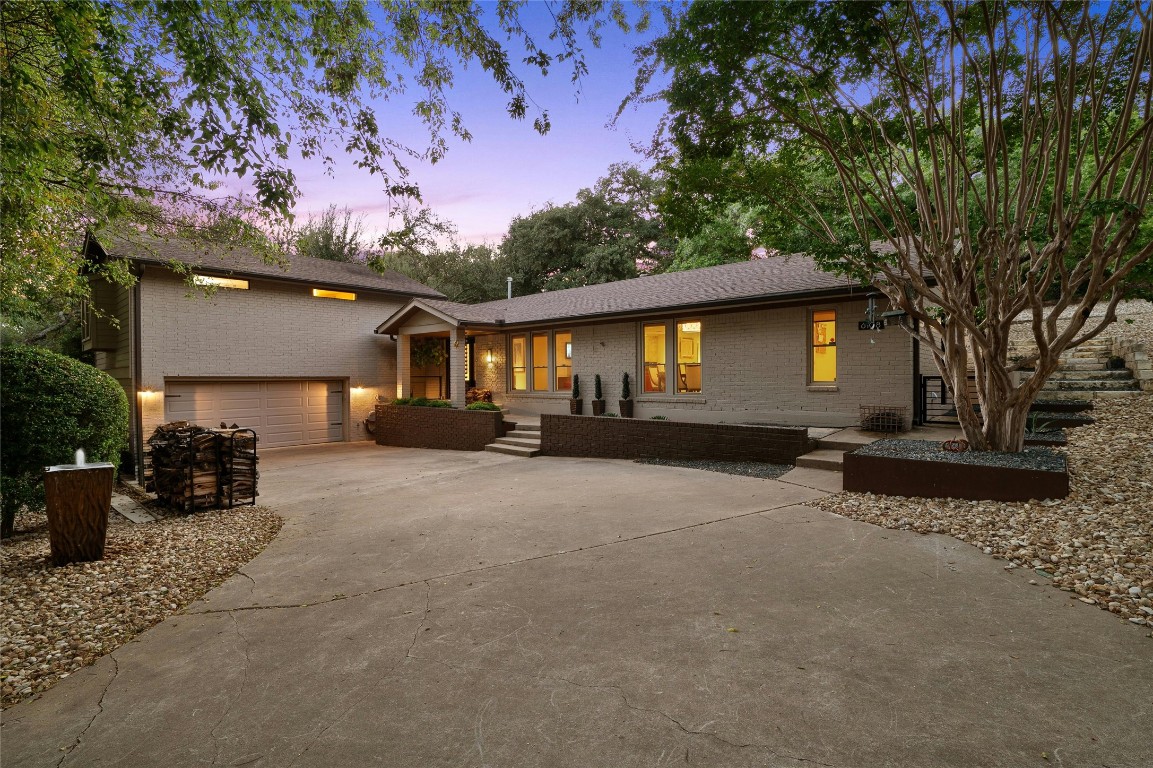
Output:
843,439,1069,501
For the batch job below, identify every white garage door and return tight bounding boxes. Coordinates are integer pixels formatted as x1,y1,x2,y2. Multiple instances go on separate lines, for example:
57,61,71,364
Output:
164,380,344,448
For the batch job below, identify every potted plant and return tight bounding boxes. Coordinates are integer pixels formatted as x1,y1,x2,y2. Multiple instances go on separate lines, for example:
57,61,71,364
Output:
592,374,606,416
619,372,634,418
570,374,583,415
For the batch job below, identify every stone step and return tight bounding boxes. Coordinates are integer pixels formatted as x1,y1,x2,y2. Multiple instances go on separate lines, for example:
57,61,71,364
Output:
794,449,845,471
1064,352,1110,361
510,422,541,432
1056,360,1113,371
1041,379,1140,392
494,436,542,448
1026,369,1134,381
1037,389,1142,401
485,443,541,458
505,429,542,440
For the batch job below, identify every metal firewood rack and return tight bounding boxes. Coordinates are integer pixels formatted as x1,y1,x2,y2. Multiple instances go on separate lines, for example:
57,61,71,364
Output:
220,428,258,509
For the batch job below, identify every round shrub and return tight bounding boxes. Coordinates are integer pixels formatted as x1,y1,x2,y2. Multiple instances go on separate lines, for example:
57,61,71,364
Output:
1,346,129,537
466,401,501,411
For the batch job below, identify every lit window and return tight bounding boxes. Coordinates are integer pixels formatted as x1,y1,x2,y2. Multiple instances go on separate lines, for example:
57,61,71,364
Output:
812,310,837,382
312,288,356,300
532,333,550,391
676,320,702,393
510,335,527,391
555,332,572,391
643,323,666,393
194,275,249,290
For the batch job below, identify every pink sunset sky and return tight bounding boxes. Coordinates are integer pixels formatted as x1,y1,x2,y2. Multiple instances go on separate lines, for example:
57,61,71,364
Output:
285,6,668,247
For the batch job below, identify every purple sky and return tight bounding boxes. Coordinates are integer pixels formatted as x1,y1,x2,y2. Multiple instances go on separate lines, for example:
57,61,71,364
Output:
289,7,667,247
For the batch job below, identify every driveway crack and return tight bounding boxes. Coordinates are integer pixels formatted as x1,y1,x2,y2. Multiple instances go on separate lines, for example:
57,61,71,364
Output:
189,500,809,616
57,655,118,767
209,613,252,767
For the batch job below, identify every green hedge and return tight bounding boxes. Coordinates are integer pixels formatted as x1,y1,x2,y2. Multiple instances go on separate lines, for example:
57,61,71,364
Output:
392,396,452,408
0,346,129,537
466,401,501,411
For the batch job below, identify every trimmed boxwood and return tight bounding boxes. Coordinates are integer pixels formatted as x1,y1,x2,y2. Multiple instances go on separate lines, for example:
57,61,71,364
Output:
466,401,501,411
0,346,129,537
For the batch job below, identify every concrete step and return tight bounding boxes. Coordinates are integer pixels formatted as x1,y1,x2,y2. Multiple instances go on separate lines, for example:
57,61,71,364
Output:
494,436,542,448
485,443,541,458
510,422,541,432
505,430,542,440
818,437,875,452
1041,379,1140,391
795,449,845,471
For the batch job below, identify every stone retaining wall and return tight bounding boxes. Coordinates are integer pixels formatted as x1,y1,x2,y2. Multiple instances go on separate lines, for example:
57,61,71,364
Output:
1112,338,1152,392
540,414,812,464
374,404,504,451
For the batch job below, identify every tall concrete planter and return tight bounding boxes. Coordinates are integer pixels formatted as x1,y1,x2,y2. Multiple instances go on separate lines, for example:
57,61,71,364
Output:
43,462,115,566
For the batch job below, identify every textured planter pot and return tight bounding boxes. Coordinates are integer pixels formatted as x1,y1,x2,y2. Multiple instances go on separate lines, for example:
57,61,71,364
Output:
43,462,115,566
843,449,1069,501
591,399,606,416
619,399,634,418
570,399,583,415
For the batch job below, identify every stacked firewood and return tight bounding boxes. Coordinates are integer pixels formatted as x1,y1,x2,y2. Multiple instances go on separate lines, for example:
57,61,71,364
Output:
147,422,258,511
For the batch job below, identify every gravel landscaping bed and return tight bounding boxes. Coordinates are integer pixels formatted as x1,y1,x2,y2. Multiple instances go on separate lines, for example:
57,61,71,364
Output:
635,458,793,479
855,439,1067,472
1,502,282,708
817,393,1153,634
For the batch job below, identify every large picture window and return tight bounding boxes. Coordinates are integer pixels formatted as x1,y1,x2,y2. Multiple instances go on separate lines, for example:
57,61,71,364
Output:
812,310,837,382
642,319,703,395
509,331,571,393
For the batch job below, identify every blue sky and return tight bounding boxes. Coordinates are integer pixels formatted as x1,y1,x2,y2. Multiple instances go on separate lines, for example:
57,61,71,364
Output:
288,5,668,246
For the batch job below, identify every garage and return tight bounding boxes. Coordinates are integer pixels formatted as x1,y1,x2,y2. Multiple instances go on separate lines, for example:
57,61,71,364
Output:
164,380,345,449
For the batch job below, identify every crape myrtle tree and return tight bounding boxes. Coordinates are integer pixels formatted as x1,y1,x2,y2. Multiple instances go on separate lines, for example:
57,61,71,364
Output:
639,1,1153,452
0,0,643,328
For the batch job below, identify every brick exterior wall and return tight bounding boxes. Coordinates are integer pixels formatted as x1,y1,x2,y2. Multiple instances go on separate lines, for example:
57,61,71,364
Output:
475,297,915,427
136,266,408,442
374,404,504,451
540,414,813,464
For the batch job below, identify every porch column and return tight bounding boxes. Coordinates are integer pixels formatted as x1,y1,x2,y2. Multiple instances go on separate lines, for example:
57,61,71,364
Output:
448,327,467,409
396,333,411,399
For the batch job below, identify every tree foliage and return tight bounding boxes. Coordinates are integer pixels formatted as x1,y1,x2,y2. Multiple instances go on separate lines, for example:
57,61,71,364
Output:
501,163,671,294
642,0,1153,451
295,206,366,262
1,0,642,326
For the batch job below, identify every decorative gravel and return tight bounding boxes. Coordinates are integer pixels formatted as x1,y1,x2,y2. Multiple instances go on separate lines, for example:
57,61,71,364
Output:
635,458,793,479
816,393,1153,634
855,439,1068,473
1,503,282,708
1025,430,1067,445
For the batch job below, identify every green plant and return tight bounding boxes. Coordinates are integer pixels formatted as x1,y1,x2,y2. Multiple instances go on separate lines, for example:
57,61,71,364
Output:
1027,413,1055,433
466,401,501,411
650,415,669,420
0,346,129,538
571,374,581,399
604,412,619,417
410,338,448,368
393,396,452,408
621,371,631,400
594,374,603,400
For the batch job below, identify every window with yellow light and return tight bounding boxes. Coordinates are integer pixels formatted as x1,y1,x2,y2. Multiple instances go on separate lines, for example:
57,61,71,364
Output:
811,310,837,382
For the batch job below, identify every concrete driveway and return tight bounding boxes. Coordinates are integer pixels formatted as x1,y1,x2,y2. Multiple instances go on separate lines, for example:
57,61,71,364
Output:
3,443,1150,767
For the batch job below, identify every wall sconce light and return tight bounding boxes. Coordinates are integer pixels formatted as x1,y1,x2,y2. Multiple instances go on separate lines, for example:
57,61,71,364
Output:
485,350,494,366
351,385,366,393
138,388,157,398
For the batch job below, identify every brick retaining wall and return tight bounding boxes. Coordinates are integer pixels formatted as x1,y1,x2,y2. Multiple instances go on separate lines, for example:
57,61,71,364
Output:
540,414,812,464
374,404,504,451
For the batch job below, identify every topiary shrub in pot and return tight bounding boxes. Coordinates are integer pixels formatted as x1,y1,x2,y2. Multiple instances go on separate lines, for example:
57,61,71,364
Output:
0,346,129,538
592,374,606,416
619,371,634,418
570,374,583,415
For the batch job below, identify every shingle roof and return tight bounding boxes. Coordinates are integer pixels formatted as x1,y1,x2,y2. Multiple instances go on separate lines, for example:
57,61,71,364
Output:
377,255,867,333
91,233,444,299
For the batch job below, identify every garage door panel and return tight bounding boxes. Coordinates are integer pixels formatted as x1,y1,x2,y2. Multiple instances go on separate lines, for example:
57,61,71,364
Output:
164,380,344,448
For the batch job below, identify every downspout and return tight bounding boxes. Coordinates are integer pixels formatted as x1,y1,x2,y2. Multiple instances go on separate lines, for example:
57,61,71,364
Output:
132,267,145,483
911,317,921,426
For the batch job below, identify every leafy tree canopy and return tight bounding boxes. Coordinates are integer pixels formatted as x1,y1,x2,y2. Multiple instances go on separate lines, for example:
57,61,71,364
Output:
501,163,672,294
1,0,642,328
295,206,367,262
638,0,1153,451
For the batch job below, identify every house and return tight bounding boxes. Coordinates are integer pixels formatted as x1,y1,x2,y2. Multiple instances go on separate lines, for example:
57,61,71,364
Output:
376,255,935,427
82,233,445,480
